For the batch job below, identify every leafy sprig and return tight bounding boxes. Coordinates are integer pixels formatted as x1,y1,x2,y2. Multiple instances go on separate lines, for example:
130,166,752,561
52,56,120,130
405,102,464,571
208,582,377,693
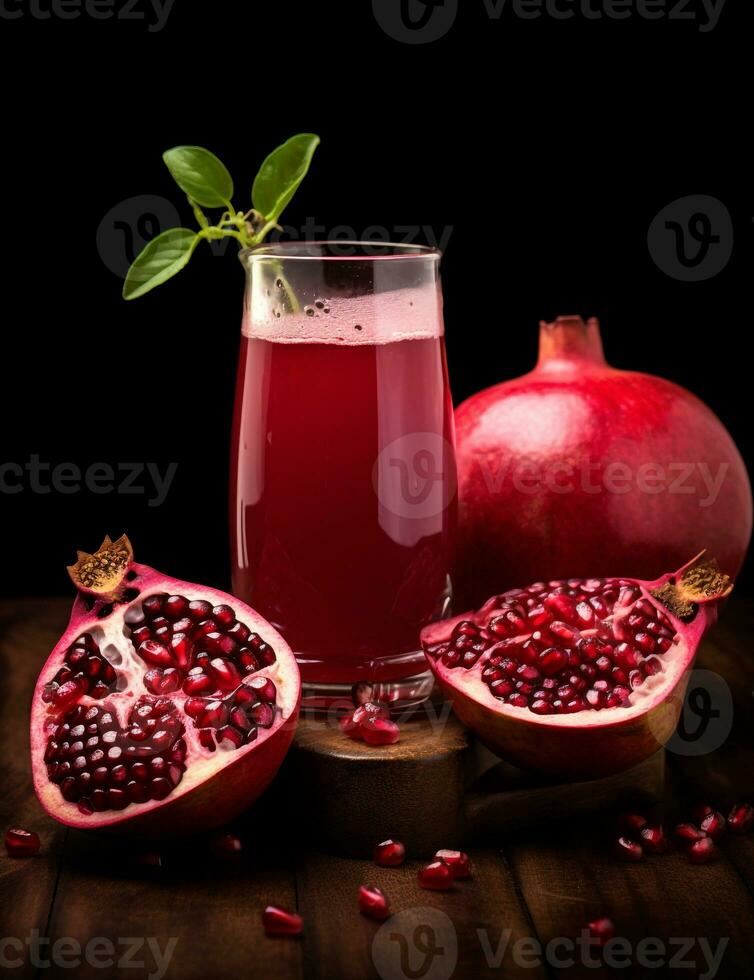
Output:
123,134,320,300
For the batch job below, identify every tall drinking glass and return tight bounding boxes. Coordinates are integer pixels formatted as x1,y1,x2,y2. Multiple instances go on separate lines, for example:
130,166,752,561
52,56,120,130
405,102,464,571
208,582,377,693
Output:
230,242,456,706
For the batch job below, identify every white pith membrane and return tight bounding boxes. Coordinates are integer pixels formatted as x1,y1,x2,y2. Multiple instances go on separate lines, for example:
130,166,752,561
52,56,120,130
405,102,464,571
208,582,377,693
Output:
31,564,299,827
422,578,694,728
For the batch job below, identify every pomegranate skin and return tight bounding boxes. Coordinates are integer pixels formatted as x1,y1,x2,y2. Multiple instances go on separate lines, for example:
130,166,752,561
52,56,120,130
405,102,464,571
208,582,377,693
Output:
31,549,301,839
454,316,751,608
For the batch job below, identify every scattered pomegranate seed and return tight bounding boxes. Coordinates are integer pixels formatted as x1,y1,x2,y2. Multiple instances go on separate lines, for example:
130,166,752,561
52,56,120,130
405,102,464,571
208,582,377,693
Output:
618,813,647,835
210,832,243,859
358,884,390,921
434,849,472,879
613,836,643,862
373,839,406,867
5,827,41,858
361,716,400,746
688,837,716,865
133,850,162,869
339,702,396,745
639,826,667,854
727,802,754,835
417,860,455,891
674,823,707,847
587,917,616,947
691,803,714,824
262,906,303,937
700,811,726,841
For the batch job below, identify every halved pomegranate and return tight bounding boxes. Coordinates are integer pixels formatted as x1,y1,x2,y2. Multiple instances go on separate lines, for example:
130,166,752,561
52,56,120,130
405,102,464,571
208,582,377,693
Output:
421,553,732,779
31,536,300,836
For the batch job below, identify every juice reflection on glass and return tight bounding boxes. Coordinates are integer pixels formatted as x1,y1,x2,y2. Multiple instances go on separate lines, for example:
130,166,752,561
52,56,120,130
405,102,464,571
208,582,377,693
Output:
231,243,456,703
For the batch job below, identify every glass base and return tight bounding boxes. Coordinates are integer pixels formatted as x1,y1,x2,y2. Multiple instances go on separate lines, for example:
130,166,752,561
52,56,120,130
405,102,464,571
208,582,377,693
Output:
300,668,435,714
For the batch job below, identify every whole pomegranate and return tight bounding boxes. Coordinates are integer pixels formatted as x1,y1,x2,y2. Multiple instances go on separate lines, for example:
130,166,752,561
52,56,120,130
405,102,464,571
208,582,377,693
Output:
31,535,300,836
454,316,751,608
422,553,732,779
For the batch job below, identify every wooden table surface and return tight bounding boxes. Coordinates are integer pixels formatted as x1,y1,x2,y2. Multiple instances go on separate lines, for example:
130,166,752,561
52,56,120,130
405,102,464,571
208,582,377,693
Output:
2,596,753,979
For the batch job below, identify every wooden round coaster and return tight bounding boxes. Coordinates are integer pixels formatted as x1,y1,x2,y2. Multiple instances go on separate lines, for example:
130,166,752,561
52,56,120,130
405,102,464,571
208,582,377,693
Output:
277,707,665,858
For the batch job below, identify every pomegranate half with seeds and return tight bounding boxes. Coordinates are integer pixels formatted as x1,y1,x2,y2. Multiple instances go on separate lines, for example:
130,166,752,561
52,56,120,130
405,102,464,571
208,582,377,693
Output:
421,553,732,779
31,536,300,836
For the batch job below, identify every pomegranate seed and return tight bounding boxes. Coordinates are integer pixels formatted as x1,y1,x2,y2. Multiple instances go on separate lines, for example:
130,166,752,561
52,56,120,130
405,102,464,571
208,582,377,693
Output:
212,604,235,628
700,811,726,841
374,839,405,867
133,850,162,869
5,827,41,857
674,823,707,847
587,917,615,947
163,595,188,620
358,884,390,921
688,837,716,864
690,803,714,824
728,802,754,834
246,676,277,703
639,826,667,854
361,717,400,746
434,849,472,879
417,860,454,890
262,906,303,937
618,813,647,835
613,836,643,862
210,833,243,859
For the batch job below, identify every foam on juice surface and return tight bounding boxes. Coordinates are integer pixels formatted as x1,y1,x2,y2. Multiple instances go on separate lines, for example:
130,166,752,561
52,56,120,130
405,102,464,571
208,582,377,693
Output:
242,285,443,345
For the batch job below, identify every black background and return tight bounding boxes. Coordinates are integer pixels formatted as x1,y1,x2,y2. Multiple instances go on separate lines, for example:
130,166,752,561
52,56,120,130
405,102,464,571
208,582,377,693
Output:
1,0,750,595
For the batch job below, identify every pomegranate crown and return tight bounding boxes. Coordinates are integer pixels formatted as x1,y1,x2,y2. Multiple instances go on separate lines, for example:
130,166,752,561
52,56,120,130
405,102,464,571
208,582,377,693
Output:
650,551,733,621
67,534,134,600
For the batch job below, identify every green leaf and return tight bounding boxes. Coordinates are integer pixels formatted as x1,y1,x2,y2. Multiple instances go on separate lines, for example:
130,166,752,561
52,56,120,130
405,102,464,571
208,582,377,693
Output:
162,146,234,208
123,228,199,300
252,133,320,224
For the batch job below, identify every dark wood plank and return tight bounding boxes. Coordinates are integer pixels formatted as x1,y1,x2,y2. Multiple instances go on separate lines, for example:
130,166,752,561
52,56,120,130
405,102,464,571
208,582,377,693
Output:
502,603,754,979
507,824,754,978
45,830,302,980
296,849,546,980
0,599,69,979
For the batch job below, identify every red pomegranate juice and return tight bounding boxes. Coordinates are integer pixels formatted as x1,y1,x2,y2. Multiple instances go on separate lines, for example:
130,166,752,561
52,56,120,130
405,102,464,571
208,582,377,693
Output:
231,286,456,685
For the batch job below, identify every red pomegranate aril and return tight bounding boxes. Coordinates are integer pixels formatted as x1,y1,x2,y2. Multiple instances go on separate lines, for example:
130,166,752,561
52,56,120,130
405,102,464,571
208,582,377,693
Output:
613,836,643,862
434,849,472,879
247,676,276,703
358,885,390,921
374,839,405,867
587,917,615,947
539,648,568,676
5,827,41,857
263,906,303,937
688,837,716,864
674,823,706,847
362,716,400,746
210,832,243,859
728,803,754,834
639,826,667,854
212,604,235,628
187,599,213,620
418,860,455,890
250,702,275,728
163,595,189,619
700,811,726,841
690,803,714,824
618,813,648,835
